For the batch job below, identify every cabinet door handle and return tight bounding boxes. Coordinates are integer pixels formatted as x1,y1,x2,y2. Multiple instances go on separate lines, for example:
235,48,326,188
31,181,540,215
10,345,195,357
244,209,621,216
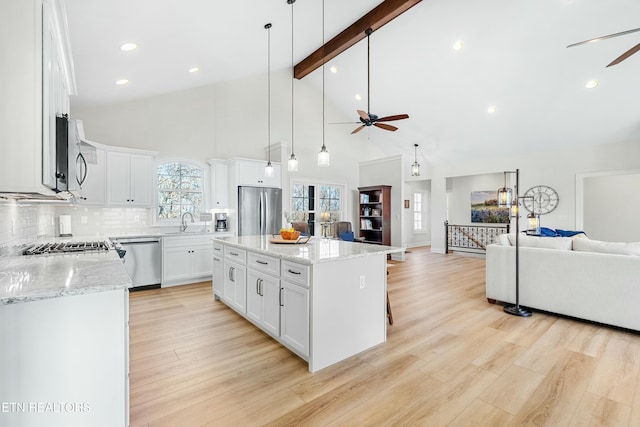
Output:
279,288,284,307
256,278,261,295
259,279,264,296
213,257,220,261
256,260,268,265
287,269,301,275
230,251,239,256
229,266,235,282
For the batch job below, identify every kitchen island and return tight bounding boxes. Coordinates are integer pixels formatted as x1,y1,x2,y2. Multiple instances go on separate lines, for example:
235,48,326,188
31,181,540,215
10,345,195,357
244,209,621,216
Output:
0,251,131,427
212,235,403,373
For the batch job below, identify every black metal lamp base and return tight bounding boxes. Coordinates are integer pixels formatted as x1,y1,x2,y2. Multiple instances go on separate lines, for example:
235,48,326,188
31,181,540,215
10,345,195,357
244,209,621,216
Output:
504,305,532,317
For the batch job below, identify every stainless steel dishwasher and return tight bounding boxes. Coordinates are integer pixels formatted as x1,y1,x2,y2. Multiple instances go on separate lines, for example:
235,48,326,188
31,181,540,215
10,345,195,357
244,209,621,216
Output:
112,236,162,290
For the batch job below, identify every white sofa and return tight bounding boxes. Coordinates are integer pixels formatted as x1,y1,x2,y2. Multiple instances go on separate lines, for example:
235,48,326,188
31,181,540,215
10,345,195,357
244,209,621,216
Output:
486,234,640,331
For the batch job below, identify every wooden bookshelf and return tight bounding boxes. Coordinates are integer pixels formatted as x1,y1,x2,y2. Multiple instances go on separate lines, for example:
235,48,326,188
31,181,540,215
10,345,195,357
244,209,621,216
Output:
358,185,391,245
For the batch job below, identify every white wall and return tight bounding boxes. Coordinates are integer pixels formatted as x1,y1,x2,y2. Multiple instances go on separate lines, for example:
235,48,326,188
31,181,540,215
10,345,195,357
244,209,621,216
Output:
429,139,640,253
582,171,640,242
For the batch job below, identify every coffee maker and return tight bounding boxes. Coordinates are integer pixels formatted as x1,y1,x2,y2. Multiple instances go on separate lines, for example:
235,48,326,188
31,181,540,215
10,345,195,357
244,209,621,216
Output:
215,213,228,232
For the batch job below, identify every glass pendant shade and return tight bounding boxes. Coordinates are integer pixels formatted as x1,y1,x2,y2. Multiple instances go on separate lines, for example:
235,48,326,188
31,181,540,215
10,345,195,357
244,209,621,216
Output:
497,187,513,207
288,154,298,172
318,146,330,166
411,161,420,176
265,161,274,177
411,144,420,176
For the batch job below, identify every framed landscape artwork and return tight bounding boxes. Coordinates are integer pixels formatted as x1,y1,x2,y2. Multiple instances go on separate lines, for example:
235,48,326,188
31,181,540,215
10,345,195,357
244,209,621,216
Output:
470,191,509,223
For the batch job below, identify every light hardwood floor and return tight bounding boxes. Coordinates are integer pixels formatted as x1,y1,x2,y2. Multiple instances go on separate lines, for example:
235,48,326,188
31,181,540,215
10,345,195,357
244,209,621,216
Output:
129,247,640,426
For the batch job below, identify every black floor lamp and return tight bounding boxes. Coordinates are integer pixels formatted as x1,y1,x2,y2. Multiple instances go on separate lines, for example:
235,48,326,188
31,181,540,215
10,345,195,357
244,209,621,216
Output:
497,169,533,318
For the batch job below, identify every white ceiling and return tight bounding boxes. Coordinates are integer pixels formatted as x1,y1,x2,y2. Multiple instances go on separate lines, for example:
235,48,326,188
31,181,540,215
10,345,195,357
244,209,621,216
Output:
65,0,640,163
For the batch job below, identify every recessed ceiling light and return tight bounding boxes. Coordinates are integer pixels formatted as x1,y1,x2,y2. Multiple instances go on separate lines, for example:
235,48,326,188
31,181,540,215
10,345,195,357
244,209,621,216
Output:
120,42,138,52
189,67,200,73
355,94,362,101
115,79,129,85
330,65,338,74
487,105,497,113
585,79,598,89
453,40,464,51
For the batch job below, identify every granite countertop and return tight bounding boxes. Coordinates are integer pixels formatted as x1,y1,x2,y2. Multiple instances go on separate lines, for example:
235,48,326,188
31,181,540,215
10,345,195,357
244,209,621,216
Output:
0,251,132,305
212,235,404,265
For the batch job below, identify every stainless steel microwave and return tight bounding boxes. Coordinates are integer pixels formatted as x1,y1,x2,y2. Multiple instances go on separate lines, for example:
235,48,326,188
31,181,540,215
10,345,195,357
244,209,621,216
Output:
43,115,87,194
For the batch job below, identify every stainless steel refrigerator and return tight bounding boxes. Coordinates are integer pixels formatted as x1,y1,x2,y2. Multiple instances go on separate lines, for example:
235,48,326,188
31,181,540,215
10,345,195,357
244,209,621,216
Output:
238,186,282,236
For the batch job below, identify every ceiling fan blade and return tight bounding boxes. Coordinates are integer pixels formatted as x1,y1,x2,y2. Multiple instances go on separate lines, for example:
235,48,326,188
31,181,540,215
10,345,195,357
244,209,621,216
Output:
567,27,640,48
330,121,361,125
351,125,365,134
606,43,640,67
357,110,370,120
376,114,409,122
374,123,398,132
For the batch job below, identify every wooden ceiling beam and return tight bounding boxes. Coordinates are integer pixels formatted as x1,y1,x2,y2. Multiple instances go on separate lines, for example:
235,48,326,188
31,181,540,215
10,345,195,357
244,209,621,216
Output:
294,0,422,79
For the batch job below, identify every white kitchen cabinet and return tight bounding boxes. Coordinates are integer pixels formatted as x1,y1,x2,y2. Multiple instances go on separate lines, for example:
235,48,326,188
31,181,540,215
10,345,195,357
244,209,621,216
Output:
212,243,224,297
280,261,309,360
0,289,129,427
163,235,214,287
77,148,106,205
233,159,281,188
209,159,229,208
106,151,153,206
246,251,281,338
223,259,247,314
0,0,75,195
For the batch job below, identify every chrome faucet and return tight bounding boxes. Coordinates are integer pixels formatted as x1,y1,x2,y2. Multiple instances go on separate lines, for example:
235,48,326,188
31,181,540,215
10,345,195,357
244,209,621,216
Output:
181,212,195,232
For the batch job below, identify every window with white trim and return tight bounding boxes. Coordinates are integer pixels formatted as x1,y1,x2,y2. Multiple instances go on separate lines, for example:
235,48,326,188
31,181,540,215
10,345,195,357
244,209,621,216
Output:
156,161,204,220
413,192,423,231
290,182,344,235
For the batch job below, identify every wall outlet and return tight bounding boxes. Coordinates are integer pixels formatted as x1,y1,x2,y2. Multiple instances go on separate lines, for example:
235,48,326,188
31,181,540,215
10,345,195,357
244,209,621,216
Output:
359,275,366,289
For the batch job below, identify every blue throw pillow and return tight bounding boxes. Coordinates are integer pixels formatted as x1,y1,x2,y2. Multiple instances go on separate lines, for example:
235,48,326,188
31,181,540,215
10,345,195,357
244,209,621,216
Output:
539,227,558,237
339,231,355,241
555,229,586,237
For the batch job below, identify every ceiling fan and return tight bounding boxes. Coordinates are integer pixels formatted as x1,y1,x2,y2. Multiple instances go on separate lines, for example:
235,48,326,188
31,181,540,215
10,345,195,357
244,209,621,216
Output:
349,28,409,135
567,27,640,67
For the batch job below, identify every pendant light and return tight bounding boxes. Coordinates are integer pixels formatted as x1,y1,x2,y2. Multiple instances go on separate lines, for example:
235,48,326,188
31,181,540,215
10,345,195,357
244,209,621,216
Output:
411,144,420,176
264,23,274,177
317,0,330,167
287,0,299,172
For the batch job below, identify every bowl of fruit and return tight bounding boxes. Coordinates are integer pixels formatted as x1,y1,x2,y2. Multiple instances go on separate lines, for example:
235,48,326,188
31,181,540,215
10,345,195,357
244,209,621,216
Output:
280,228,300,241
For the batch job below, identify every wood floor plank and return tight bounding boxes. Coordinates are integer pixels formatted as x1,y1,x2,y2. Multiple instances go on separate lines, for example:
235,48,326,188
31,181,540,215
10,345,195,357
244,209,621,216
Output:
127,247,640,426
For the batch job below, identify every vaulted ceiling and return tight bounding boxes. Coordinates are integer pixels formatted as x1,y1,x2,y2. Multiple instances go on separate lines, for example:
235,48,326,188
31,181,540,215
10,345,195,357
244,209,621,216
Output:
65,0,640,163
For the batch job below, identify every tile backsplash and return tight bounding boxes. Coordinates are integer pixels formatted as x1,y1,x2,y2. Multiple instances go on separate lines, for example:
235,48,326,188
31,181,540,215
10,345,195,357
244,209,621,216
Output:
0,200,152,255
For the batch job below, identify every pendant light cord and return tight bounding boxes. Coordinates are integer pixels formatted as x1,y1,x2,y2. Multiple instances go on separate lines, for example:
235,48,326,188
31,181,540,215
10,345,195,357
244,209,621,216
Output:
321,0,325,150
290,0,295,156
266,23,272,164
367,30,371,115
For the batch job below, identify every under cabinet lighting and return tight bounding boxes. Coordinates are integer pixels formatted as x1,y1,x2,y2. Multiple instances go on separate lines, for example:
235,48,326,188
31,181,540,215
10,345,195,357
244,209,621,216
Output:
453,40,464,51
355,94,362,101
189,67,200,73
487,105,497,114
115,79,129,85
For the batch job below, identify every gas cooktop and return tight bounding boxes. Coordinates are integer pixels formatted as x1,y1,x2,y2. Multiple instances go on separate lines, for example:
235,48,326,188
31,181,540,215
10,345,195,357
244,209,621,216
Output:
23,241,110,256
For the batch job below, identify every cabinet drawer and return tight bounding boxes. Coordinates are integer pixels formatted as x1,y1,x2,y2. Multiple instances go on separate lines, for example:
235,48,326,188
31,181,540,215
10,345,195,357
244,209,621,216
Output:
281,261,309,287
212,242,223,255
248,251,280,277
224,246,246,264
